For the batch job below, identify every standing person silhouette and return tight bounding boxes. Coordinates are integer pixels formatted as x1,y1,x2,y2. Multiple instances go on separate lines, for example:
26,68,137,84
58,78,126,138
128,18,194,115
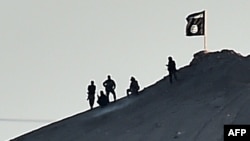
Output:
166,56,177,84
87,80,96,110
103,75,116,102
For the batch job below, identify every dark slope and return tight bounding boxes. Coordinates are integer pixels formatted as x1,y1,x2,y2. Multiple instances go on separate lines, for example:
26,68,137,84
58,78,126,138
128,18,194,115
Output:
11,50,250,141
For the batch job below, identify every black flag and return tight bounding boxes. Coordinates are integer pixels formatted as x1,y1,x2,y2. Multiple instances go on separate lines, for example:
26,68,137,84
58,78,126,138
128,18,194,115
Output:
186,10,205,36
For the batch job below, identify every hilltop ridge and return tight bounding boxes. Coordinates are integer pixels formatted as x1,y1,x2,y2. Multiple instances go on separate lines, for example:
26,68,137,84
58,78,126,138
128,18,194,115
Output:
11,49,250,141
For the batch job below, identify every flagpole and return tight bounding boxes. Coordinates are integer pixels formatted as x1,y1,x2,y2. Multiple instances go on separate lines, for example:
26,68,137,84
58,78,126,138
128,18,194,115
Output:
204,10,207,51
186,10,208,50
204,34,207,51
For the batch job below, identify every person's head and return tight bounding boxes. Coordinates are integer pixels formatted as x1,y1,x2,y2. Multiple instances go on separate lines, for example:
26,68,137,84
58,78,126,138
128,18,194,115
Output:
130,76,135,81
168,56,173,61
91,80,94,85
100,90,105,95
107,75,111,80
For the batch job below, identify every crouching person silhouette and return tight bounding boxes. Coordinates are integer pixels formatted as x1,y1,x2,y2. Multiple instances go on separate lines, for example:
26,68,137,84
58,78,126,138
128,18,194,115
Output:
126,76,140,96
97,90,109,107
87,80,96,110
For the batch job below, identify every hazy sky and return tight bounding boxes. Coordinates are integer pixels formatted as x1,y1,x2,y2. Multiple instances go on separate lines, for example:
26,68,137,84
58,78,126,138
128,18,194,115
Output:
1,0,250,140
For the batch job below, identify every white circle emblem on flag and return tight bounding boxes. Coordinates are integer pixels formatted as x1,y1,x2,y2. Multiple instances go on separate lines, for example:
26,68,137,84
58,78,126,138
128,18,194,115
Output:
190,25,198,34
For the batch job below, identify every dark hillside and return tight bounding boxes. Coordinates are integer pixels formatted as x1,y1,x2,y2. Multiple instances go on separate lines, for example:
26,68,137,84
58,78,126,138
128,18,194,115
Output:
12,50,250,141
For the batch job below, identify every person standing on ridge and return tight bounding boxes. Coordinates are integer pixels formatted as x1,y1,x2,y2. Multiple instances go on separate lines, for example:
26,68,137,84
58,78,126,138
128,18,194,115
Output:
126,76,140,96
103,75,116,102
166,56,177,84
87,80,96,110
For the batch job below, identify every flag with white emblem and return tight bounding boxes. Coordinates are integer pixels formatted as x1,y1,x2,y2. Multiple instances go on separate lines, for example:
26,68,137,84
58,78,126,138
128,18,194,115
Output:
186,10,205,36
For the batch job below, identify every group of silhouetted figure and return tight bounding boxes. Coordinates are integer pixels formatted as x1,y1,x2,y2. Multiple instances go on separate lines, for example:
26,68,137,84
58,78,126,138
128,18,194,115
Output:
86,56,177,110
86,75,140,110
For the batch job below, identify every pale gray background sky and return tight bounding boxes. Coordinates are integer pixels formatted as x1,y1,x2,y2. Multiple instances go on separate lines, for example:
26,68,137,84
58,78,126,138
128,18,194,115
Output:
1,0,250,140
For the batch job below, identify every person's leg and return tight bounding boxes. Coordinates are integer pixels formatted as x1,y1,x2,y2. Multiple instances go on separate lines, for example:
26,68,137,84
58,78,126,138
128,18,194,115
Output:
111,90,116,101
90,98,94,110
174,72,177,80
169,72,173,83
106,90,110,103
